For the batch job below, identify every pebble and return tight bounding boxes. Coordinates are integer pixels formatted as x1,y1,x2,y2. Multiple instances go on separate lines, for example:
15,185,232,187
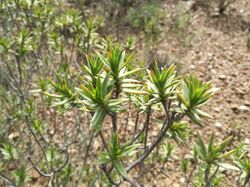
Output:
208,65,213,70
185,0,196,11
180,177,186,183
244,101,250,107
219,75,227,80
211,69,217,74
8,132,19,140
214,122,223,128
239,105,249,112
190,64,195,69
235,88,246,97
239,9,244,14
245,138,250,145
214,107,220,112
228,51,234,57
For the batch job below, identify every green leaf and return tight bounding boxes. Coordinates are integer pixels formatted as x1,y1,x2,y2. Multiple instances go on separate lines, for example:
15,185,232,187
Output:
195,109,213,119
196,135,207,160
120,143,140,157
187,110,203,126
178,75,217,124
91,107,106,132
218,149,236,159
208,132,215,153
51,98,71,107
12,166,29,186
215,136,233,153
119,68,142,78
98,152,111,165
113,159,127,177
217,162,240,171
0,143,18,161
42,92,64,98
123,88,148,95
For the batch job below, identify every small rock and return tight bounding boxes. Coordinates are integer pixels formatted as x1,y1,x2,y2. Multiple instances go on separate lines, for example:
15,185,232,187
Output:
198,60,206,64
180,177,186,183
218,75,227,80
208,65,213,70
245,138,250,145
239,9,244,14
214,107,220,112
244,101,250,107
8,132,19,141
214,122,223,128
239,105,249,112
207,53,214,57
211,69,217,74
185,0,196,11
228,51,233,57
235,88,246,98
128,120,134,126
190,64,195,69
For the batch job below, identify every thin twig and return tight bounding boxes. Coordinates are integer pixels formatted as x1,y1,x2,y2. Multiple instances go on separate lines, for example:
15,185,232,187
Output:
144,106,151,151
126,113,184,173
0,173,14,185
123,176,141,187
111,113,117,132
131,111,140,142
100,164,119,186
209,165,219,182
27,148,69,177
205,164,211,187
83,131,94,166
99,131,109,152
185,160,197,187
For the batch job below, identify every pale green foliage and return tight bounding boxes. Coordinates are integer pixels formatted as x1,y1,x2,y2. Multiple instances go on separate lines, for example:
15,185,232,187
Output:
161,142,175,160
127,2,164,43
99,133,140,177
12,166,29,187
77,74,125,131
97,47,142,95
235,158,250,182
181,158,189,173
0,143,18,161
59,164,74,187
168,121,190,144
46,146,62,166
82,54,103,85
147,64,179,104
195,132,235,164
32,119,45,134
123,36,136,51
194,132,237,187
177,75,218,126
127,2,161,30
233,144,250,183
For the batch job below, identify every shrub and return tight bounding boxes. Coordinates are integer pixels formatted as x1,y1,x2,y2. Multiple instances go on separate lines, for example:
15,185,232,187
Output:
42,46,231,185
